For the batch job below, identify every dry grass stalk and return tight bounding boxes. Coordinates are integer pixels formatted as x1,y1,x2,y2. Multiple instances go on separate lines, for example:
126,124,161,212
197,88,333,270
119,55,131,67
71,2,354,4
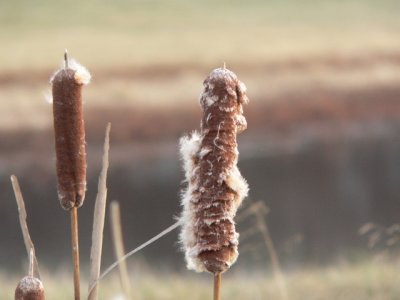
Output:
10,175,40,279
110,201,132,299
236,201,269,223
88,123,111,300
29,249,35,277
179,66,249,275
236,201,288,299
51,50,91,300
253,203,288,300
89,221,180,294
11,176,45,299
237,226,260,241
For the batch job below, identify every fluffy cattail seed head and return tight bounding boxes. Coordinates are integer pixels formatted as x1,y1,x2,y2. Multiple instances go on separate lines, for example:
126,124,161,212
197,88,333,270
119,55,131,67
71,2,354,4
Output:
179,67,249,274
51,56,91,210
15,276,45,300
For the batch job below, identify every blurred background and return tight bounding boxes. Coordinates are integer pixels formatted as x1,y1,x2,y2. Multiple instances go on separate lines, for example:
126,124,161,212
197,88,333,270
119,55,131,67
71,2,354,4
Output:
1,0,400,298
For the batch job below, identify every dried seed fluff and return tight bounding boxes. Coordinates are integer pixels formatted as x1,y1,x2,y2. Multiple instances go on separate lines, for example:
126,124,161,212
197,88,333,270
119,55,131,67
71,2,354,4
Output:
179,67,249,274
15,276,45,300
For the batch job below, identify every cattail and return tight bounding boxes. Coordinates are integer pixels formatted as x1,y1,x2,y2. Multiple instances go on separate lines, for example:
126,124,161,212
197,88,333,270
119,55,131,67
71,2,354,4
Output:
179,66,249,275
51,50,91,210
15,276,45,300
50,50,91,300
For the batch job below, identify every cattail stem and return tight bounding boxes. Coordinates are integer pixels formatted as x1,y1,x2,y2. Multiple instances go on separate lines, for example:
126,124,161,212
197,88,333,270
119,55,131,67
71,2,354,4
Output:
213,273,221,300
11,175,41,279
29,249,34,277
71,207,81,300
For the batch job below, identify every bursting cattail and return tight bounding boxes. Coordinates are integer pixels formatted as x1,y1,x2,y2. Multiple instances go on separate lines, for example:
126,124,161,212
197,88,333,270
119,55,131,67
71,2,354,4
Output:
51,52,91,210
15,276,45,300
179,66,249,274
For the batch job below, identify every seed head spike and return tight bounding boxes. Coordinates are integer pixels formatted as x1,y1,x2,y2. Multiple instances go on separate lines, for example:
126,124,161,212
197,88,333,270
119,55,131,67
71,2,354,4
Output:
64,49,68,69
51,55,91,209
179,66,249,274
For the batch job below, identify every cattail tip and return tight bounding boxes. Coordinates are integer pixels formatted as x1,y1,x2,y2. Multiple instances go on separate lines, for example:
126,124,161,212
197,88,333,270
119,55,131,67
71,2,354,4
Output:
15,276,45,300
71,58,91,85
64,49,68,69
50,57,91,85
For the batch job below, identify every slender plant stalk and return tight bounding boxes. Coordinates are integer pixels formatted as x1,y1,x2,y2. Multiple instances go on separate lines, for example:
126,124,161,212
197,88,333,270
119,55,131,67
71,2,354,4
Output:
254,207,288,300
89,221,180,295
236,201,269,223
213,273,221,300
71,207,81,300
88,123,111,300
12,175,46,300
110,201,131,299
10,175,41,279
29,249,34,277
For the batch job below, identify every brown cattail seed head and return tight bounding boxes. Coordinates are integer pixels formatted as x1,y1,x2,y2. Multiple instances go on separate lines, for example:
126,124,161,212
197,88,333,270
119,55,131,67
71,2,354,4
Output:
15,276,45,300
179,67,249,274
51,58,91,210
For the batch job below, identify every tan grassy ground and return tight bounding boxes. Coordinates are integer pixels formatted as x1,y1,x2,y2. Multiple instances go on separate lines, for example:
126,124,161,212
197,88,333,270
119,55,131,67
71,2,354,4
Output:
0,0,399,71
1,0,399,72
2,259,400,299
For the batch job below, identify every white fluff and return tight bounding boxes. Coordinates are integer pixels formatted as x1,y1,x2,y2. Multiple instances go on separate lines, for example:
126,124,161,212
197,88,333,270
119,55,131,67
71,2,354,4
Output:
225,166,249,210
235,114,248,133
219,106,236,112
49,57,91,85
179,131,205,272
238,81,250,104
238,81,247,93
204,94,218,107
208,67,237,83
199,147,211,158
179,131,201,180
69,58,91,85
43,89,53,104
226,86,236,97
17,276,43,293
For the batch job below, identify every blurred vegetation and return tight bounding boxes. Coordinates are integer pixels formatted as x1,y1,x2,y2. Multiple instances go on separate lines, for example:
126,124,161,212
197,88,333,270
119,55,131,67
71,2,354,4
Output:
0,0,399,70
3,258,400,299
